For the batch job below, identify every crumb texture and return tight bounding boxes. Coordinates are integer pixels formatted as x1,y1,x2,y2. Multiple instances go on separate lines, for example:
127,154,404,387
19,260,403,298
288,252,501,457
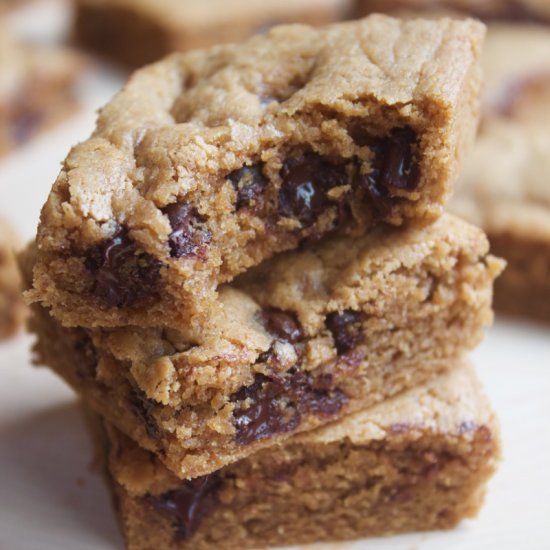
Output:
94,364,500,550
26,214,503,478
30,15,484,329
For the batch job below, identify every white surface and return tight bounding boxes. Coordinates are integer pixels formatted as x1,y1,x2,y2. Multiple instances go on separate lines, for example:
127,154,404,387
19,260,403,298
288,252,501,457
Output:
1,4,550,550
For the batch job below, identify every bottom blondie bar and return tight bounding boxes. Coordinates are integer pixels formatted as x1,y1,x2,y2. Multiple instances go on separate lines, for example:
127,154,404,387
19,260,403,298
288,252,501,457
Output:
0,218,24,339
90,362,499,550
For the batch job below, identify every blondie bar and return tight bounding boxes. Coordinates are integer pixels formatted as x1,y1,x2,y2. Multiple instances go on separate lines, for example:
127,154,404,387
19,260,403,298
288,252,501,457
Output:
29,16,485,330
26,215,503,478
355,0,550,22
0,28,84,155
89,363,500,549
73,0,352,68
451,24,550,321
0,218,25,339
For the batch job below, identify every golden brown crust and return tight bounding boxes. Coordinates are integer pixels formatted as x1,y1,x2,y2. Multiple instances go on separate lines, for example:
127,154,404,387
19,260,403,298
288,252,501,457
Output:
29,15,485,330
25,214,504,479
91,364,501,549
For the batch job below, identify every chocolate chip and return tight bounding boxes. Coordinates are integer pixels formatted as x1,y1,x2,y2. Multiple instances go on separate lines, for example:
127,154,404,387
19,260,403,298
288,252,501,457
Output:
228,165,267,211
232,369,347,446
354,127,420,216
163,203,212,259
146,474,222,540
258,308,304,344
232,374,298,444
325,310,364,355
85,228,161,308
129,388,160,440
278,154,348,227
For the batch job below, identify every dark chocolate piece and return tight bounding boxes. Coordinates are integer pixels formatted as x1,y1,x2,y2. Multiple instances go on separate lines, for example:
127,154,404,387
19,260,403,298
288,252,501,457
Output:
228,165,268,211
85,228,161,308
129,388,161,440
147,474,222,540
325,310,364,355
353,127,420,216
258,308,304,344
278,154,348,226
163,202,212,259
232,369,347,445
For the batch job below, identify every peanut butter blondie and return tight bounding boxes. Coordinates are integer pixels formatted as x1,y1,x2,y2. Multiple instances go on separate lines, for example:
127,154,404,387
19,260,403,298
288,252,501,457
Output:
0,28,84,155
73,0,352,68
89,362,500,549
28,16,485,330
25,215,503,478
451,24,550,321
0,218,25,340
355,0,550,22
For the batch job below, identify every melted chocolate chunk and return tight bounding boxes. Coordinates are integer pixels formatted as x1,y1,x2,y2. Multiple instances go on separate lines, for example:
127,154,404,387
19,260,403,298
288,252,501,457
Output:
354,127,420,216
278,154,348,226
85,228,161,308
234,308,346,444
379,128,420,191
325,310,364,355
232,369,347,446
129,388,160,440
228,165,268,211
147,474,222,540
163,203,212,259
258,308,304,343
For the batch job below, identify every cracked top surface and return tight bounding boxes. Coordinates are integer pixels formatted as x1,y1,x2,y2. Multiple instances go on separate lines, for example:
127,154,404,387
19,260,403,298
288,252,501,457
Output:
43,14,483,225
31,15,484,328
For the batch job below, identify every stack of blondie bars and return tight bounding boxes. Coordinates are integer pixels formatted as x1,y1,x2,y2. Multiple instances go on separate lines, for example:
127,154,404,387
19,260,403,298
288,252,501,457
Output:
22,15,504,549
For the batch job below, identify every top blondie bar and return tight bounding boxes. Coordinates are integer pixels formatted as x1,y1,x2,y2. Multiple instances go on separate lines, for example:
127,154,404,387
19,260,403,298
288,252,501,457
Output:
29,15,484,329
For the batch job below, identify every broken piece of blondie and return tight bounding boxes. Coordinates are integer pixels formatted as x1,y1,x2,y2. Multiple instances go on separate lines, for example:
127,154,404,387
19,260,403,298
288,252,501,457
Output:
26,215,503,478
29,15,485,330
